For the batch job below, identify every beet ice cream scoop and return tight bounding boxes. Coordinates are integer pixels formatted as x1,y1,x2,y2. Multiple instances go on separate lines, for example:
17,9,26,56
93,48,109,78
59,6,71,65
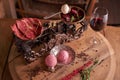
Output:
45,54,57,71
57,50,69,64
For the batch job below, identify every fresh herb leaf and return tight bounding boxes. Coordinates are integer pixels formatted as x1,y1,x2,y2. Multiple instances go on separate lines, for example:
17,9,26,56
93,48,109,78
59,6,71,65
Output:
80,69,90,80
71,16,75,22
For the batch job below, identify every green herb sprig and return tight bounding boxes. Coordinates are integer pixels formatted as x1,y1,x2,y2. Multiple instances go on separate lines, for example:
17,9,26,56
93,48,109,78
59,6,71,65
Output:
80,60,98,80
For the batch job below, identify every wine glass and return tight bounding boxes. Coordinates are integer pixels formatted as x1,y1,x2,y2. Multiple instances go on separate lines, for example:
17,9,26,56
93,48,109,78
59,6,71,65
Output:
89,7,108,44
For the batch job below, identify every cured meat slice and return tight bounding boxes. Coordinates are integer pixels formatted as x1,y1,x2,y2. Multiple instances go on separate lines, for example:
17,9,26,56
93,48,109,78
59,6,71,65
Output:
11,18,43,40
11,24,28,40
16,20,36,40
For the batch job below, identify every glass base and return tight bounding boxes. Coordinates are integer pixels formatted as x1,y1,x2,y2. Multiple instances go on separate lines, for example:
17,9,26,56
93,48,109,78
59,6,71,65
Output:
90,37,101,45
86,36,101,46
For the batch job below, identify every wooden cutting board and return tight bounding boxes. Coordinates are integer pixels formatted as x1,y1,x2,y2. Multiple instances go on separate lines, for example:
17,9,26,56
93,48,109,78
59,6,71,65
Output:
8,26,116,80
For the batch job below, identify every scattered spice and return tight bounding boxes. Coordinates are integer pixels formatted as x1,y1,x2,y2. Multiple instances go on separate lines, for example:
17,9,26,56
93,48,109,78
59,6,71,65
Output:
76,52,89,61
27,67,41,78
95,50,98,52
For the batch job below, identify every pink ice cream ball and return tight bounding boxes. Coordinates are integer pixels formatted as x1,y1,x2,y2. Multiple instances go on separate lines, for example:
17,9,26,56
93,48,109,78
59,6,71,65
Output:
57,50,69,63
45,54,57,67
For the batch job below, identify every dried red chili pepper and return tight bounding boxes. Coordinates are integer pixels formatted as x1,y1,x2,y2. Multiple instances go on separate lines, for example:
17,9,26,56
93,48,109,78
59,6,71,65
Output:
61,60,93,80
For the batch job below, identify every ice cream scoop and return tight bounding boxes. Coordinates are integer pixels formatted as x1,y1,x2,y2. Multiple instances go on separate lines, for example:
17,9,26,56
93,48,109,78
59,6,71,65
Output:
61,4,71,14
45,54,57,71
57,50,69,64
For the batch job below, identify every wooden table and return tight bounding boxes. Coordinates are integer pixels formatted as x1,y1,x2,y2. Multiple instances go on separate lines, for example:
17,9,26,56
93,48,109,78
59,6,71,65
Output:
0,19,120,80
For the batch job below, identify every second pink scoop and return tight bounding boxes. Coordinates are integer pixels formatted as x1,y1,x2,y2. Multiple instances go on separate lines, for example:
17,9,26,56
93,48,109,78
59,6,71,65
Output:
57,50,69,64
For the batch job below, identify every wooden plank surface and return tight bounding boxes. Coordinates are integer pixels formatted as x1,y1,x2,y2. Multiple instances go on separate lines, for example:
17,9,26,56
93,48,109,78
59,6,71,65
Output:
0,19,15,80
103,26,120,80
8,25,116,80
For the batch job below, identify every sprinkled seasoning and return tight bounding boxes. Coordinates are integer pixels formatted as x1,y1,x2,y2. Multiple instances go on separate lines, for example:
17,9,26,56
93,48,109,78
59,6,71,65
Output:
76,52,90,61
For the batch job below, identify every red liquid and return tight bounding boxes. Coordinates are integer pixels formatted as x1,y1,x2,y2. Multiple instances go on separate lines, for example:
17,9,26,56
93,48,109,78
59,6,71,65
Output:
90,18,105,31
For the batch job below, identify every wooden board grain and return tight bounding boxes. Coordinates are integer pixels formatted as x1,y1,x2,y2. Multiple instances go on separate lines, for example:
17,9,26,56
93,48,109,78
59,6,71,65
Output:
8,25,116,80
2,64,13,80
103,26,120,80
0,19,15,79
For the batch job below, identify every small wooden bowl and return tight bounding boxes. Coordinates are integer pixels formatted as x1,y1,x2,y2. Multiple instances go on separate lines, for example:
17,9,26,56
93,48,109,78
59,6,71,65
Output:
60,6,85,24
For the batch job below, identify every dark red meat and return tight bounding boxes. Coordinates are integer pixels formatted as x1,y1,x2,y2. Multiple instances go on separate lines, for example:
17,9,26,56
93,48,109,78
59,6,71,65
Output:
11,18,43,40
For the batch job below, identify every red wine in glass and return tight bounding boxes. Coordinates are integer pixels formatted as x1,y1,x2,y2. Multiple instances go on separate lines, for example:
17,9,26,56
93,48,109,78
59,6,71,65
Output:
89,7,108,45
90,18,105,31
